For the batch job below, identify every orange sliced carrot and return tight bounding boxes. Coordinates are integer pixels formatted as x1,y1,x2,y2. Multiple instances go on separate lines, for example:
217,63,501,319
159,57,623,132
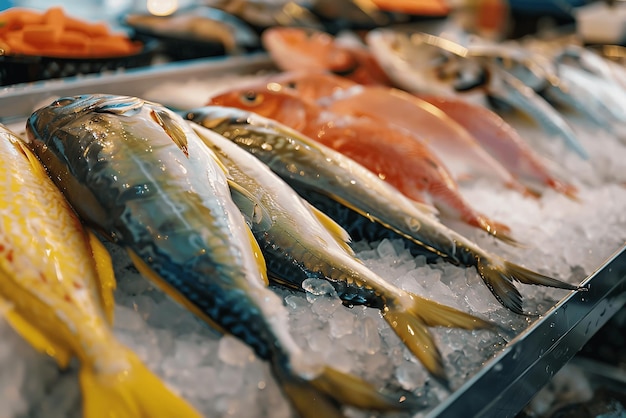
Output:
21,24,63,45
0,7,142,57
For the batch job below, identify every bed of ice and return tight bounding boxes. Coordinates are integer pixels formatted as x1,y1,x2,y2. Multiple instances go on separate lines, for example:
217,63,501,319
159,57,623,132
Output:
1,72,625,418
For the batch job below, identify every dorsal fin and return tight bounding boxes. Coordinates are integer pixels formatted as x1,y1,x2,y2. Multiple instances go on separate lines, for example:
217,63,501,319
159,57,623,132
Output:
150,109,189,157
306,201,355,257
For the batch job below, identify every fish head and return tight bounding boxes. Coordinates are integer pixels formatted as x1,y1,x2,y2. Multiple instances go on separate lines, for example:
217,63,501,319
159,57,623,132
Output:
27,95,146,142
207,85,314,126
262,26,355,74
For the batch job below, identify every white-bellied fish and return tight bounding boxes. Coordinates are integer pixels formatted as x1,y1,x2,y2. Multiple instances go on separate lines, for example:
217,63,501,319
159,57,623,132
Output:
186,105,583,315
0,124,202,418
25,94,416,418
208,85,519,244
189,120,497,383
365,28,589,159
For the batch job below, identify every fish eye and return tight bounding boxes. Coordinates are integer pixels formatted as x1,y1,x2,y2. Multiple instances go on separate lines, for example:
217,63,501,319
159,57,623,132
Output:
52,97,74,107
240,91,263,106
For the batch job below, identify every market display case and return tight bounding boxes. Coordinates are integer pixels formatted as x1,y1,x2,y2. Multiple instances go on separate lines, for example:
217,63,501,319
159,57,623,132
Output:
1,2,625,417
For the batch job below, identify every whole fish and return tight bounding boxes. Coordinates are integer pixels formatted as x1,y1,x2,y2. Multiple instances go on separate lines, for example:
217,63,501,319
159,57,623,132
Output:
208,84,517,244
365,28,589,159
189,120,496,382
261,26,391,85
0,124,202,418
266,71,531,194
25,94,413,418
185,105,582,315
125,6,259,55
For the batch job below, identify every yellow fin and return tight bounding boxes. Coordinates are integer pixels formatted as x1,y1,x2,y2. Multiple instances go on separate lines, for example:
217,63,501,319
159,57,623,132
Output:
127,249,226,334
80,349,202,418
245,225,269,286
307,202,355,256
190,122,232,177
275,362,417,418
150,109,189,157
87,231,117,325
14,138,49,179
382,304,446,383
382,292,496,385
0,291,71,368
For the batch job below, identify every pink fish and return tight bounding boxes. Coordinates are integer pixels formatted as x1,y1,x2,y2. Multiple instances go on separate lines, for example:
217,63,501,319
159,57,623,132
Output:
267,71,531,194
421,94,579,199
261,26,391,86
209,84,517,244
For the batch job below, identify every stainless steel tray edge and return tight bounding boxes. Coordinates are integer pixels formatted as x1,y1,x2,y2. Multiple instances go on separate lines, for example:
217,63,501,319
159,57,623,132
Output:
426,244,626,418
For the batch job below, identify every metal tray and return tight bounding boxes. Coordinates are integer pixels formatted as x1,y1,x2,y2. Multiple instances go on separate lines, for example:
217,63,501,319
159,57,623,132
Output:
1,54,625,418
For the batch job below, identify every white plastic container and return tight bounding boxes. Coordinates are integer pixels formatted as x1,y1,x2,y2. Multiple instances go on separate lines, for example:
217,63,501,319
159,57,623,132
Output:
575,1,626,44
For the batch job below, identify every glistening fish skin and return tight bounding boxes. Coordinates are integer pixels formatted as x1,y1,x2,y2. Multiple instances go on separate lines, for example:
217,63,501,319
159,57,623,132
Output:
187,105,582,315
25,94,414,418
190,121,495,382
0,124,201,418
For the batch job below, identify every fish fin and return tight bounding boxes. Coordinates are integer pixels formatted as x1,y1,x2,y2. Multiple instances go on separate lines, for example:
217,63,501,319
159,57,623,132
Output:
469,215,521,246
413,200,439,216
127,249,228,334
476,258,580,315
546,178,580,201
306,202,354,255
86,231,116,325
150,108,189,157
227,179,273,231
245,225,269,286
504,261,581,290
275,362,418,418
0,294,72,368
190,121,233,177
408,293,497,330
381,301,446,384
80,350,202,418
14,138,49,178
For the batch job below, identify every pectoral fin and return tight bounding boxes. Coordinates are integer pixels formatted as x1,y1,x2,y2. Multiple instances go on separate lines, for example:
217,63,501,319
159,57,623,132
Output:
228,179,273,232
306,202,355,256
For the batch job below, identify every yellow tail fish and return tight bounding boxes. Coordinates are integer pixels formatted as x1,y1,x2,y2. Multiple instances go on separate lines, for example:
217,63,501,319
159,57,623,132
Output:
0,125,202,418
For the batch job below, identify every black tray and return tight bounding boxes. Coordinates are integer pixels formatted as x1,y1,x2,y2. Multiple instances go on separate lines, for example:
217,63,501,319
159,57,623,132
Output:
0,38,158,86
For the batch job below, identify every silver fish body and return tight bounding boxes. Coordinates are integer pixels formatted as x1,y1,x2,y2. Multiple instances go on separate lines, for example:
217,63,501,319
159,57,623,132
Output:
25,94,290,360
25,94,413,417
186,105,581,315
189,121,497,382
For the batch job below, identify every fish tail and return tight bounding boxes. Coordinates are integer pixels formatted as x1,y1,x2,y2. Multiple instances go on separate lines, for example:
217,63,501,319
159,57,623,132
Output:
80,350,202,418
274,360,418,418
546,178,580,201
476,257,581,314
382,293,496,385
